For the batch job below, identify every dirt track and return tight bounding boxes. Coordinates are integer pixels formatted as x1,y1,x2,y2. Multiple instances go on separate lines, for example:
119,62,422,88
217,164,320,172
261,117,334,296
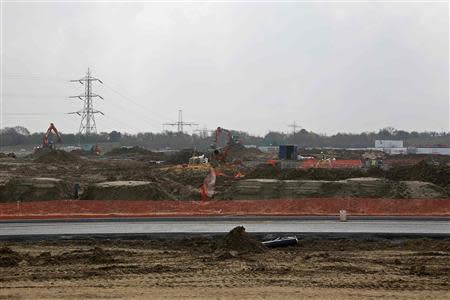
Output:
1,237,449,299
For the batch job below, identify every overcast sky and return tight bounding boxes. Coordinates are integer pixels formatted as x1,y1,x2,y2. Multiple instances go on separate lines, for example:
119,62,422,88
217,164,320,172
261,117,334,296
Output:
1,1,448,135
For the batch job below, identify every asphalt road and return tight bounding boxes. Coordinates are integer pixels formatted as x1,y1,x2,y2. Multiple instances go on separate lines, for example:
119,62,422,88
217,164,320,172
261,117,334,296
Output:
0,218,449,237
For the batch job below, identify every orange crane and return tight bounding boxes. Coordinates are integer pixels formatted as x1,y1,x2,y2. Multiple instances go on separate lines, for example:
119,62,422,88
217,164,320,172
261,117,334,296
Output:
42,123,62,149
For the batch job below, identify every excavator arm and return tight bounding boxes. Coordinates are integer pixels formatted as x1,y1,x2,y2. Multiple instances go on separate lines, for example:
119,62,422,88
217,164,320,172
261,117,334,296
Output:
43,123,62,147
214,127,233,144
212,127,240,164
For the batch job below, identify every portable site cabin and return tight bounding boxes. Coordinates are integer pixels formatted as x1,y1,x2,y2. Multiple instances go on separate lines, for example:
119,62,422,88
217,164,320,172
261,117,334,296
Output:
279,145,298,160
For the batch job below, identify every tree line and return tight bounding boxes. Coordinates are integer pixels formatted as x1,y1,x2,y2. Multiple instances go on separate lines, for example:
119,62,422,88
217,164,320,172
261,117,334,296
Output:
0,126,448,150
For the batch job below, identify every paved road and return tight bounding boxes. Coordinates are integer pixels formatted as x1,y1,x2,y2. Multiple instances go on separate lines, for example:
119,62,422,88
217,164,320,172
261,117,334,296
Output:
0,218,449,237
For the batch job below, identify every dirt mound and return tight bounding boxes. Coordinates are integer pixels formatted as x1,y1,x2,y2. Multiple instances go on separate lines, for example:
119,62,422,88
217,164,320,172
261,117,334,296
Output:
165,149,198,165
247,161,449,189
34,149,81,163
0,247,27,267
384,154,449,167
82,180,174,200
0,177,72,202
387,161,450,188
247,163,384,181
216,226,265,255
105,146,165,161
218,177,447,200
0,152,16,159
227,144,263,161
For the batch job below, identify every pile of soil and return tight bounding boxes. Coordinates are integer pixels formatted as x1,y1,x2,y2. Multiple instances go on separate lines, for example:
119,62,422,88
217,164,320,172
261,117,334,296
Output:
165,149,199,165
0,152,16,159
216,226,265,255
159,165,210,186
34,149,81,163
247,163,383,181
0,177,72,202
0,247,28,267
226,144,263,161
385,154,450,166
104,146,165,161
387,161,450,188
218,177,447,200
156,176,202,200
81,180,174,200
247,161,449,189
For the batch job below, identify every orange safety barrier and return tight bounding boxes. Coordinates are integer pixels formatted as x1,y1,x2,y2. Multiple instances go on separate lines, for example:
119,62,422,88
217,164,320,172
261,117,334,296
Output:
331,160,363,168
267,159,277,167
0,198,448,220
300,159,362,169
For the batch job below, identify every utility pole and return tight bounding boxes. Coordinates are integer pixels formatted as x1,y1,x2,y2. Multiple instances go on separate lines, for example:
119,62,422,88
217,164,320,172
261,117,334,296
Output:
163,110,198,133
68,68,104,136
288,121,301,135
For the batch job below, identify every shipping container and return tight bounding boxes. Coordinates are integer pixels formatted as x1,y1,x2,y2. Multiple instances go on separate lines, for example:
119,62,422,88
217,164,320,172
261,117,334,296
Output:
279,145,298,160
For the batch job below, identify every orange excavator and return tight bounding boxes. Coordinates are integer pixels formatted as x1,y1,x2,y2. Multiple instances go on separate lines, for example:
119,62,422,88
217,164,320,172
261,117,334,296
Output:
201,127,244,201
42,123,62,149
211,127,239,164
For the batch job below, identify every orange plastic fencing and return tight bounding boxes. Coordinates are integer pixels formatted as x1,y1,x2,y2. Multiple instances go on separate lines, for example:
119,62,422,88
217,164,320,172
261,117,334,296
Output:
300,159,362,169
0,198,448,220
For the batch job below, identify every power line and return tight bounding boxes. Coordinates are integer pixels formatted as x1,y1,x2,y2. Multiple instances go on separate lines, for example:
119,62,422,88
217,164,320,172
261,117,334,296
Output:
101,84,168,130
102,82,171,123
4,75,69,82
105,93,164,131
2,112,66,115
3,72,190,133
102,114,143,134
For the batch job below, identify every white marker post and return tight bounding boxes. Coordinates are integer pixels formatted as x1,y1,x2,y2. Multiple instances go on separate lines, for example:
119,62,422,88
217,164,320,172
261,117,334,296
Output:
339,210,347,222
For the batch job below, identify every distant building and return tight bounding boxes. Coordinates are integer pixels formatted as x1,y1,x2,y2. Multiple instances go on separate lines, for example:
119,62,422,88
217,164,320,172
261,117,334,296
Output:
258,146,279,153
373,140,449,156
375,140,404,148
383,148,408,155
409,147,450,155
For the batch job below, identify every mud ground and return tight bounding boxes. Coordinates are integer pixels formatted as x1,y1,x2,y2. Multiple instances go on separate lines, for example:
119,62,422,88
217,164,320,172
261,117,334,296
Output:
0,236,449,299
0,149,449,202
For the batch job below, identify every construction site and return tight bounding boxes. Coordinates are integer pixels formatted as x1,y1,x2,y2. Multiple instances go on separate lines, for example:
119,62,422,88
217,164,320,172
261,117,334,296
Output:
0,67,448,299
1,2,449,299
0,123,449,212
0,119,449,299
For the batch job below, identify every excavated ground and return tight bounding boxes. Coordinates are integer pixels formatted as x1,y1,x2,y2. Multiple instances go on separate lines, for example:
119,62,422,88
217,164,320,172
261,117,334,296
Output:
218,178,447,200
0,234,449,299
0,148,448,202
